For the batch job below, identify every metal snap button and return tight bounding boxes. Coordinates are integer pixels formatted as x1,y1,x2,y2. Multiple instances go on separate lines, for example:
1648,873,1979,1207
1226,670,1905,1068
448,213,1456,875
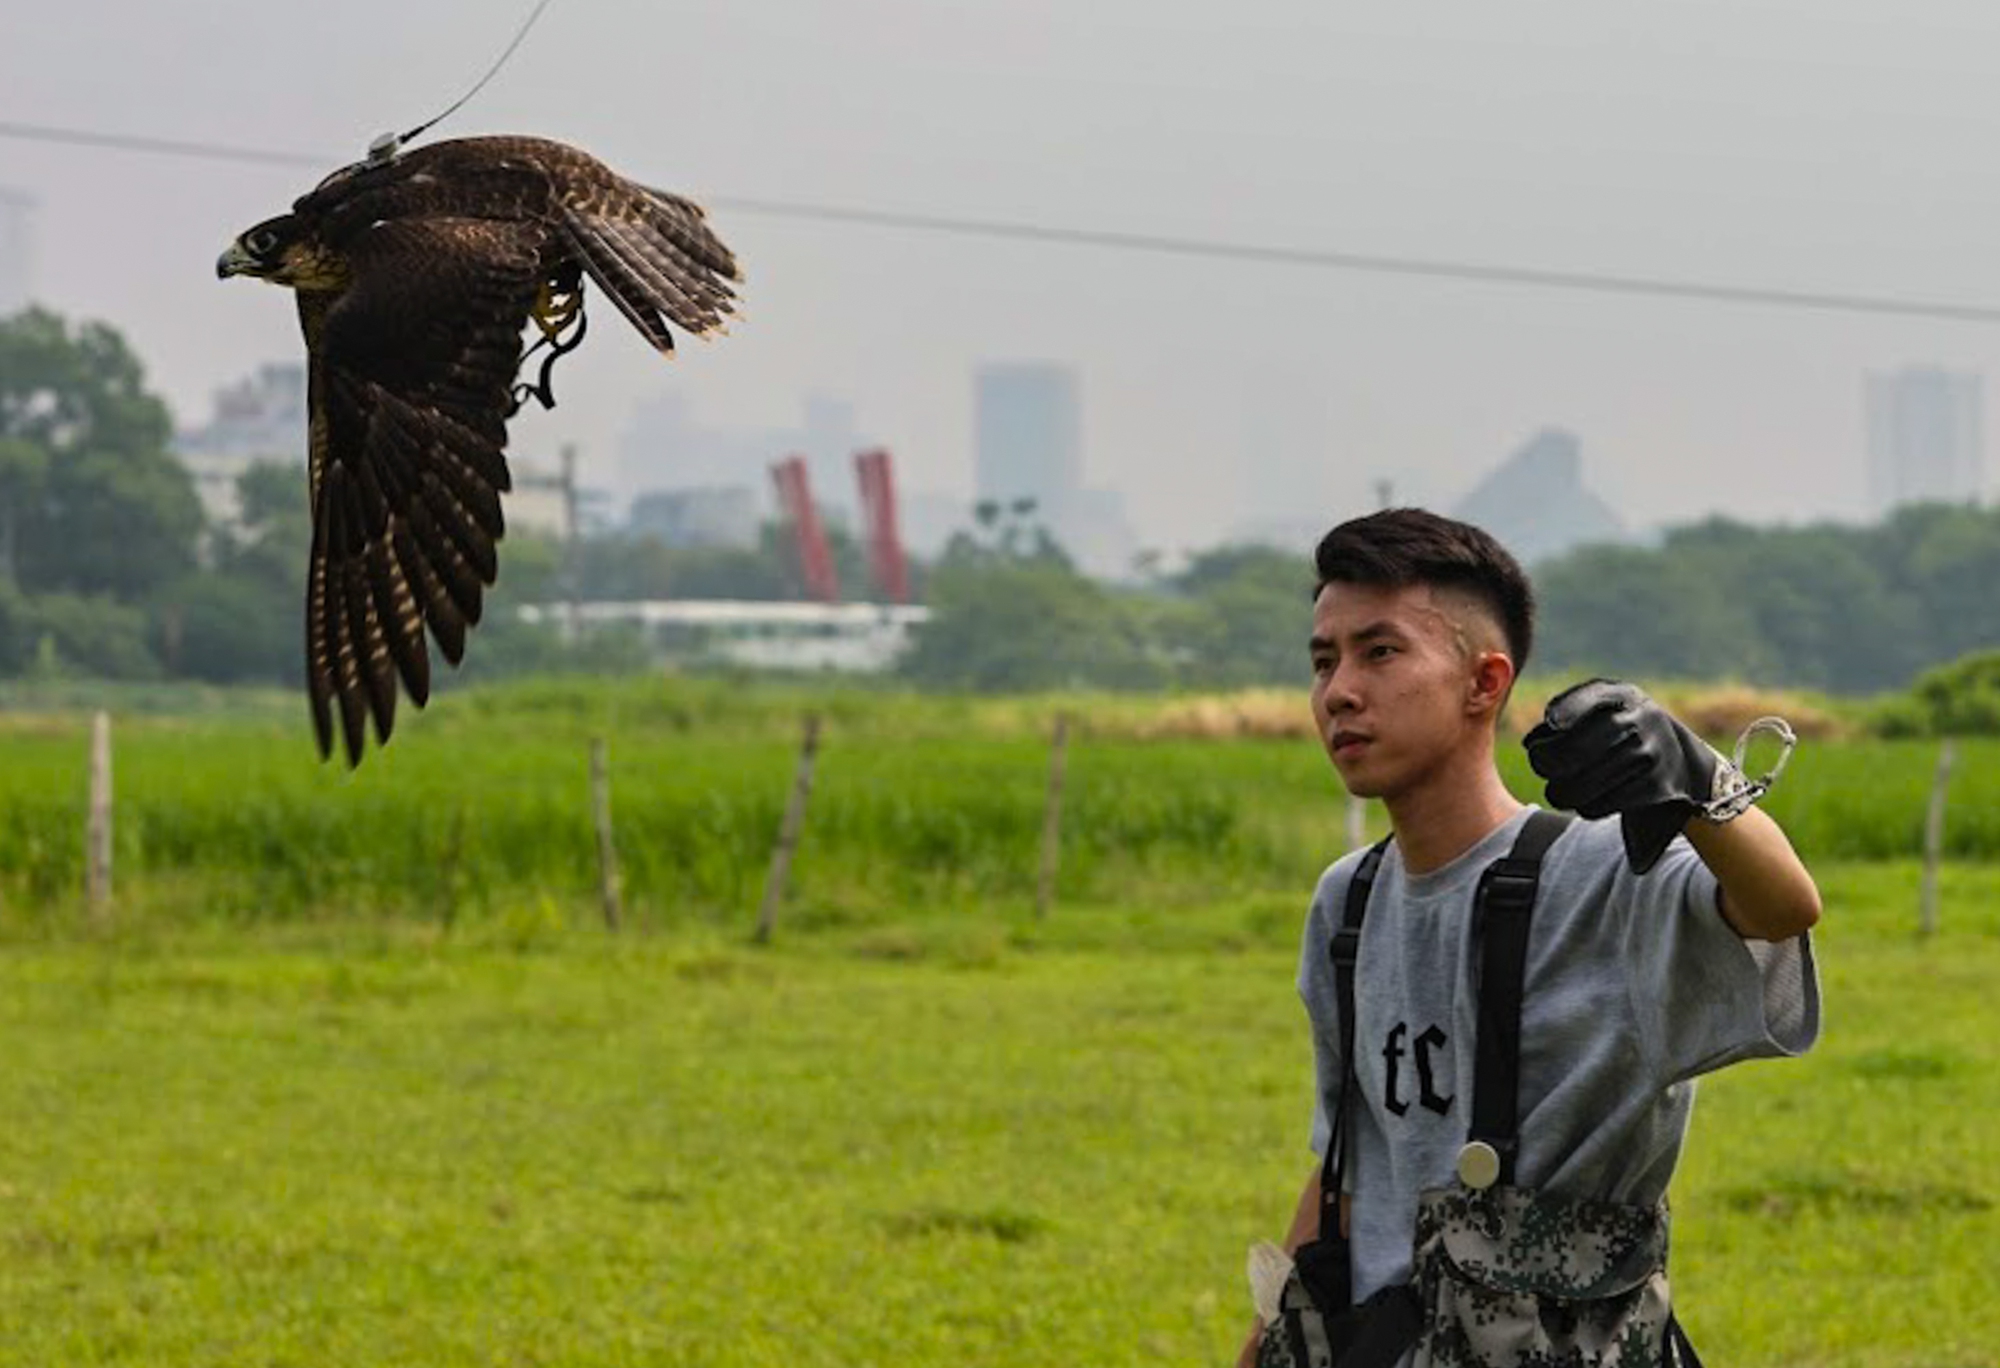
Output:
1457,1141,1501,1190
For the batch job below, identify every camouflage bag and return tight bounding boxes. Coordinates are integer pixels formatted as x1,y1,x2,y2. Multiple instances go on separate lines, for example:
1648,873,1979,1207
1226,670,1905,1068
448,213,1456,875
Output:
1251,1185,1688,1368
1409,1184,1689,1367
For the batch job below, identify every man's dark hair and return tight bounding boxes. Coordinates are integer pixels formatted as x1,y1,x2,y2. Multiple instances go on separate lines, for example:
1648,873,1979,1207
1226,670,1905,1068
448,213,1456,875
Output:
1312,508,1536,673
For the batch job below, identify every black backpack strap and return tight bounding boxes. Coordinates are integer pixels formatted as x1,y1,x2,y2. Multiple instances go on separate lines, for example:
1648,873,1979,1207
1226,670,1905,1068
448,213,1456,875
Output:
1320,838,1391,1262
1665,1314,1704,1367
1461,810,1573,1190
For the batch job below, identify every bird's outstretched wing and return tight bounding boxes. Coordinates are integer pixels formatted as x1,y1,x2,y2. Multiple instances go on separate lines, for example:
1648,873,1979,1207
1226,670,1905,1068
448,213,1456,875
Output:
555,168,739,354
300,216,546,764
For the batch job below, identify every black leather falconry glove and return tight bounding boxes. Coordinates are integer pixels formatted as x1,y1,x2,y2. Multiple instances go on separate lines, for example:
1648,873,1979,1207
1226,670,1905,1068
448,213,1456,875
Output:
1523,679,1746,875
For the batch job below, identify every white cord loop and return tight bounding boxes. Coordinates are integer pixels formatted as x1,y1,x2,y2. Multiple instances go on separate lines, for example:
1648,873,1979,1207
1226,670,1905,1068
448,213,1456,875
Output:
1700,715,1797,823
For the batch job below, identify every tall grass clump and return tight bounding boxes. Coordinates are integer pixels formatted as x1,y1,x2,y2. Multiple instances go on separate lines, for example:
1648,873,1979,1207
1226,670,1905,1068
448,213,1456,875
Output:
1,677,1991,930
0,701,1349,928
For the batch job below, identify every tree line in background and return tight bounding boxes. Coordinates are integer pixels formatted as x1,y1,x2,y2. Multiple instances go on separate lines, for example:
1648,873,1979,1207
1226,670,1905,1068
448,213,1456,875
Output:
5,304,2000,718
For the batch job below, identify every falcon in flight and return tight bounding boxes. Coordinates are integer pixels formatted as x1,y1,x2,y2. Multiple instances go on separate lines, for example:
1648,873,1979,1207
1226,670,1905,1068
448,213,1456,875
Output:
217,134,740,765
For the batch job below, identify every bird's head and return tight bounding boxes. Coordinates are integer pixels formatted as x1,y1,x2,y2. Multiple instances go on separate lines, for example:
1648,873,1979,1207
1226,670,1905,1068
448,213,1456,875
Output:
216,214,346,290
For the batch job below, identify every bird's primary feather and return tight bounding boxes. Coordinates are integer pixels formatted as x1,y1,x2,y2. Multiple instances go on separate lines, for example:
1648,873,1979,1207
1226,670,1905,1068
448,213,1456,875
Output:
219,136,741,764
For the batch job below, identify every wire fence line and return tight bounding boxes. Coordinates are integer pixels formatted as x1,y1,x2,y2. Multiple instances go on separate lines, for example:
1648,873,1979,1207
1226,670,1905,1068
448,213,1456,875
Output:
1,707,1976,941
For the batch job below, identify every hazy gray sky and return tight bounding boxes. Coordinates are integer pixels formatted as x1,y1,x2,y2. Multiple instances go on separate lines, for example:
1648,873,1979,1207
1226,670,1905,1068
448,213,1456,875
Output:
10,0,2000,554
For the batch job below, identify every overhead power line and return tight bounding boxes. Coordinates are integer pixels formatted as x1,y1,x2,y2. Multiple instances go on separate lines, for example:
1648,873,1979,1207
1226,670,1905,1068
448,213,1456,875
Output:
0,120,324,169
6,116,2000,325
706,193,2000,325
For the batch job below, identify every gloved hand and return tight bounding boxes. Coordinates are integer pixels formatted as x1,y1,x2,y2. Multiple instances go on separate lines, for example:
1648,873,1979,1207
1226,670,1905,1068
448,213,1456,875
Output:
1523,679,1738,874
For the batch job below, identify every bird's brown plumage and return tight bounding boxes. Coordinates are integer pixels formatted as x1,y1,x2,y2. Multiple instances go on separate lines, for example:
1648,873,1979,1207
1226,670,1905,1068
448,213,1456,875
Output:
218,135,740,764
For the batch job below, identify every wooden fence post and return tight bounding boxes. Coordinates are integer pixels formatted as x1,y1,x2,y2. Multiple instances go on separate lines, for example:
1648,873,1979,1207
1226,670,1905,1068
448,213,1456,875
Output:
1036,713,1070,919
1920,737,1955,940
589,737,623,932
754,714,822,945
86,710,112,926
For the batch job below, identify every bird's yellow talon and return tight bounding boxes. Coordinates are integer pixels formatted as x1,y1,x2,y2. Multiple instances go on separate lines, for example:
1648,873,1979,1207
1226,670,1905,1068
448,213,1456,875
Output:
530,283,581,341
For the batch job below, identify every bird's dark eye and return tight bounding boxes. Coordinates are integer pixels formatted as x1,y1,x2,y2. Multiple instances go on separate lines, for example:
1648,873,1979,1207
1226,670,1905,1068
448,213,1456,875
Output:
247,228,279,255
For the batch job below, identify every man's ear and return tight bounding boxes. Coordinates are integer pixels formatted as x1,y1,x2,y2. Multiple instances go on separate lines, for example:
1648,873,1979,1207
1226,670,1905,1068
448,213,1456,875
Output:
1467,650,1515,719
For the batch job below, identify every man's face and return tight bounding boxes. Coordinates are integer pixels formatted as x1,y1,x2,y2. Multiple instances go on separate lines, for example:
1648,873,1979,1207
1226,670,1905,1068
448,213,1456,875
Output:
1308,580,1503,800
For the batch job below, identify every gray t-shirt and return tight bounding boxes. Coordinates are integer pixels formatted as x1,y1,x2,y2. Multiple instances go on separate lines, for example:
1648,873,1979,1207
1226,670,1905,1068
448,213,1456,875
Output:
1298,807,1820,1302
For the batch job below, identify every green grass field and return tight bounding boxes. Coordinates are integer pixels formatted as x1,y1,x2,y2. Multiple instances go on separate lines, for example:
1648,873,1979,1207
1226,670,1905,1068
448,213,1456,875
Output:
0,862,1994,1366
1,676,1995,930
1,679,1994,1364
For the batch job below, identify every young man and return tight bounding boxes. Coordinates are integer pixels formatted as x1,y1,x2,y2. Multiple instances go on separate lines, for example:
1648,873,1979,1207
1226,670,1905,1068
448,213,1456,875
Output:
1237,508,1821,1367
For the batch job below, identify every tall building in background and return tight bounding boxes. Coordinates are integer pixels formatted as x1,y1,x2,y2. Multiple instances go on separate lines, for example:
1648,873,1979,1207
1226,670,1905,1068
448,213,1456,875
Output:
974,362,1082,510
972,361,1134,577
0,188,34,315
1451,427,1626,567
1866,366,1984,515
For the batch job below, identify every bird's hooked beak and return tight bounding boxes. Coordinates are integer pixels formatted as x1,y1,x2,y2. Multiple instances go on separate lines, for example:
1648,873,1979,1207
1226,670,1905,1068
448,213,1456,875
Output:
216,240,258,280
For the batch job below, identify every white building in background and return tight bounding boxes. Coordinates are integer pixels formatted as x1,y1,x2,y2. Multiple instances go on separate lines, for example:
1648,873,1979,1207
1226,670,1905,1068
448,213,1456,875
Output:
506,453,578,542
0,188,32,316
629,485,761,548
1866,366,1984,515
174,362,578,542
517,599,928,673
172,362,308,531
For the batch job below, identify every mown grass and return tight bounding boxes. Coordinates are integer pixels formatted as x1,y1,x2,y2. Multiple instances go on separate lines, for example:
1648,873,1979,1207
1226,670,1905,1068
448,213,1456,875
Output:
0,861,1993,1365
0,676,1992,931
1673,860,2000,1367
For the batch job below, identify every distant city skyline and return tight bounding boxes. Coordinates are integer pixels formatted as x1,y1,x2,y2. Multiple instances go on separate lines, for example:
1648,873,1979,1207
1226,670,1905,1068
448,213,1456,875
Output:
147,331,2000,566
132,292,2000,572
18,0,2000,561
154,341,2000,582
19,4,2000,560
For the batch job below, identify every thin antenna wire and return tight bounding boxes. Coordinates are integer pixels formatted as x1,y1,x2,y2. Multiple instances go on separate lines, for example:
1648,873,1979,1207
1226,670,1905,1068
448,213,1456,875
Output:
396,0,561,147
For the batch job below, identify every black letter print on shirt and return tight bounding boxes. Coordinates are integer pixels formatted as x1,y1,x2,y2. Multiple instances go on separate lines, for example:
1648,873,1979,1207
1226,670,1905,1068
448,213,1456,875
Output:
1382,1023,1409,1116
1382,1022,1454,1118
